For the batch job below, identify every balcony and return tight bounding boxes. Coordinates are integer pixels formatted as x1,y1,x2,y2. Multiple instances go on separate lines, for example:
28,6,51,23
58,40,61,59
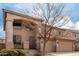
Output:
13,26,21,29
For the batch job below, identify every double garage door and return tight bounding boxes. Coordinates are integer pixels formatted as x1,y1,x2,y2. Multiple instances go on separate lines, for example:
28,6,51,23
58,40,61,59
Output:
57,40,73,52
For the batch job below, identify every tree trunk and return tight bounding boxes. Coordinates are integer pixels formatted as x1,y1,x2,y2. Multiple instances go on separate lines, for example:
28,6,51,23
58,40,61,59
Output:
42,41,46,56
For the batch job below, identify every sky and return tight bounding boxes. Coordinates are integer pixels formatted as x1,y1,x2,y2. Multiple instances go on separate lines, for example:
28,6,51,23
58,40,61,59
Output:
0,3,79,38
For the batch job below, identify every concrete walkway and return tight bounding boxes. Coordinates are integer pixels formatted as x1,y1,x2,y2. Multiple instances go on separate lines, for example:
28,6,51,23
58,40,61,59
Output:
46,51,79,56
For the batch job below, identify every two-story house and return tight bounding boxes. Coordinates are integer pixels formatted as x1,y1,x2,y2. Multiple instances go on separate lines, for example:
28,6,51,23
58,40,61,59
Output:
2,9,76,55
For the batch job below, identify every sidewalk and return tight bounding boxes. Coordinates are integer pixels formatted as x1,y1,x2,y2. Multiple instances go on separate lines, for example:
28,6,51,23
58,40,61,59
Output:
46,51,79,56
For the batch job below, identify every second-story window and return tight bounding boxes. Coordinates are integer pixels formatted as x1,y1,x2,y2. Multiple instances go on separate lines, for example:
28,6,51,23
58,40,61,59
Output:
13,21,22,29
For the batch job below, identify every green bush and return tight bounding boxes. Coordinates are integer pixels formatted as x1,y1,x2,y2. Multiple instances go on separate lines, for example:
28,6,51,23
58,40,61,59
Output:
15,49,25,56
0,49,25,56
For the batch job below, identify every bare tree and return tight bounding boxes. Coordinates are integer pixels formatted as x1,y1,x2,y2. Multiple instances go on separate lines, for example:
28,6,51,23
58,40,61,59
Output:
31,3,70,55
17,3,70,55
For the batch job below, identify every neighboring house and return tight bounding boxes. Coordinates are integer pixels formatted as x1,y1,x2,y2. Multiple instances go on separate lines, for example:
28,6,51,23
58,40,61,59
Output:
2,9,77,54
0,38,5,49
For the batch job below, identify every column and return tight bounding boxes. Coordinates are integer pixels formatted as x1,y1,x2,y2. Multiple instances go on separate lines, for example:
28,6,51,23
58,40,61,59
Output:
56,40,59,52
23,30,29,50
72,41,76,51
36,26,41,51
36,37,40,50
6,18,14,49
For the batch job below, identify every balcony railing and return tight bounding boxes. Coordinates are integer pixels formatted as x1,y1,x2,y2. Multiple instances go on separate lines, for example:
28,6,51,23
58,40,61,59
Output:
13,26,21,29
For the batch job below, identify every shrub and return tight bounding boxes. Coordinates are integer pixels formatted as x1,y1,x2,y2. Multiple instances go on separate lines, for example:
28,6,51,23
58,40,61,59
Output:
15,49,25,56
0,49,25,56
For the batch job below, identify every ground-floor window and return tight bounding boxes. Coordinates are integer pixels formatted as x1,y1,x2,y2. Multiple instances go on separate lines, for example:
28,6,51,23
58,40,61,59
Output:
13,35,23,49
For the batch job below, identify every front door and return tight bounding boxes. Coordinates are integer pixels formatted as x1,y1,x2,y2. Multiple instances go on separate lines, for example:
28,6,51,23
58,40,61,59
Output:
29,36,36,49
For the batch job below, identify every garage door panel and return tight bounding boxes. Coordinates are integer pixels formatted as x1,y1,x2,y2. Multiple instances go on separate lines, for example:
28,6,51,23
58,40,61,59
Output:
57,40,73,52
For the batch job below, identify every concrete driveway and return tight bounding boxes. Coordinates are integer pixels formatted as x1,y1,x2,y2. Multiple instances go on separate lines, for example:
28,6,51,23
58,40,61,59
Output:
46,51,79,56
